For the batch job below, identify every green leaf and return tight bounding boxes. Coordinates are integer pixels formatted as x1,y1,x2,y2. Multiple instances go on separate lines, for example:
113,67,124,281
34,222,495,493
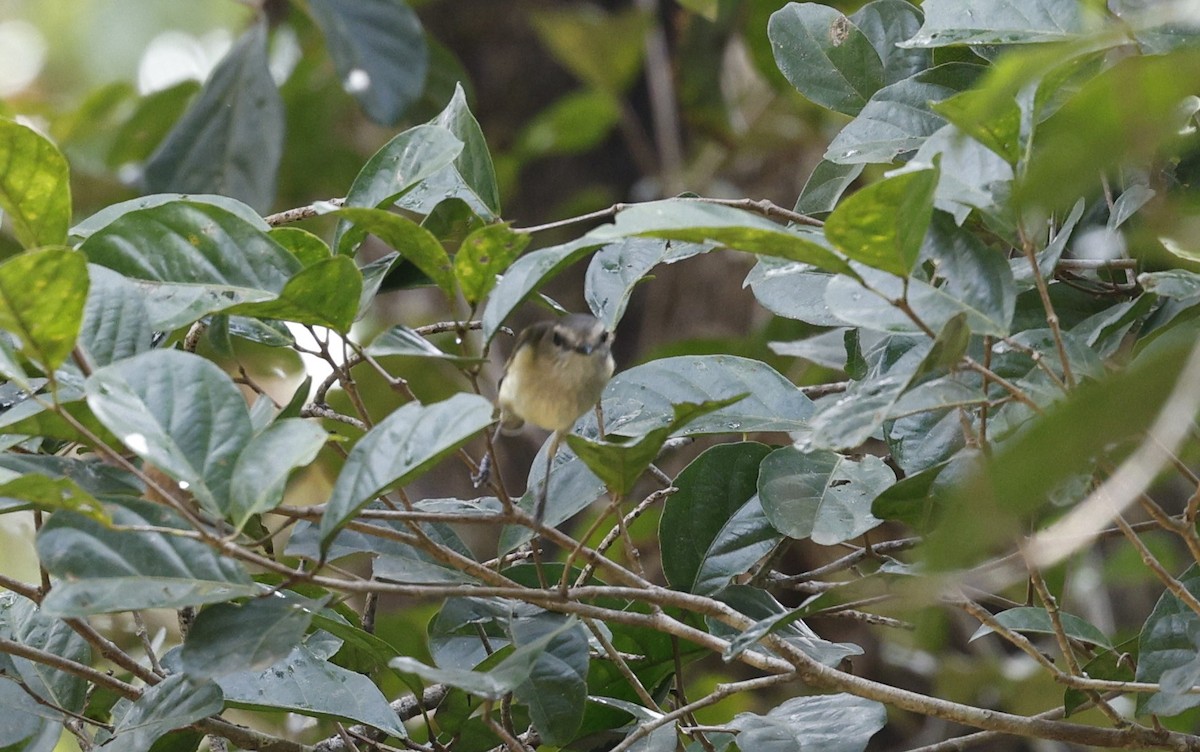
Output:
334,207,455,298
70,193,269,241
79,265,153,367
393,617,584,739
80,200,300,321
319,393,494,548
0,473,107,521
143,22,283,212
37,498,257,617
226,255,363,333
915,125,1014,225
306,0,427,125
567,396,745,496
216,642,407,736
602,355,815,437
454,223,529,305
589,200,855,276
899,0,1083,48
585,237,710,330
1137,564,1200,716
420,83,501,217
802,335,933,451
85,350,254,516
0,247,88,370
794,160,864,217
934,88,1022,164
181,594,322,679
335,124,464,251
768,3,883,115
106,80,199,168
729,694,886,752
1019,51,1200,210
0,118,71,248
480,236,601,342
270,226,331,266
499,444,608,553
227,419,328,530
758,447,891,545
714,585,862,666
851,0,931,85
660,442,780,594
825,63,983,164
517,89,621,157
0,593,91,715
530,7,649,94
870,457,956,530
104,676,222,752
825,165,938,276
969,606,1112,649
365,325,482,363
926,335,1194,570
510,614,589,745
745,259,843,326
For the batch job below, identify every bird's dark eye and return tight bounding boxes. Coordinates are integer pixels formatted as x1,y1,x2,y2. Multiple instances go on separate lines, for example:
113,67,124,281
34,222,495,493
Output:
599,331,610,344
552,331,566,348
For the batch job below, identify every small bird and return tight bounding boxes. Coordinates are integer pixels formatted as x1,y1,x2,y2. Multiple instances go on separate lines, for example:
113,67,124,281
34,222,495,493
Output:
489,313,615,523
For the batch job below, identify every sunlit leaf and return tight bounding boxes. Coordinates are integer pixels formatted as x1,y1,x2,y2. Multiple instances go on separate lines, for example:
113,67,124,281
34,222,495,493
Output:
0,118,70,248
0,247,88,371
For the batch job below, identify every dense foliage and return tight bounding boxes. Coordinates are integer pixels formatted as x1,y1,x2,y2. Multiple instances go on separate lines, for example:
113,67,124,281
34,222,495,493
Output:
4,0,1200,750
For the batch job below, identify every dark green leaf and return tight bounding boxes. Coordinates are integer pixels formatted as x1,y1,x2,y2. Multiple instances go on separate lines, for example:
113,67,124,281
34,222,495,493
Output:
1137,564,1200,716
758,447,891,545
106,80,199,168
334,208,455,298
0,593,91,715
0,117,70,248
660,443,780,594
481,237,601,343
181,594,323,679
307,0,427,125
825,165,938,276
714,585,862,666
71,193,268,241
899,0,1083,48
217,644,407,737
969,606,1112,648
850,0,931,85
366,325,481,363
768,3,883,115
455,223,529,305
934,88,1022,164
37,498,257,616
270,227,331,266
417,83,501,217
80,201,299,329
499,443,608,553
510,614,589,745
143,22,283,212
745,259,843,326
335,124,463,251
227,418,327,529
85,350,253,516
79,265,153,367
0,247,88,370
871,457,955,530
729,694,886,752
589,200,855,276
926,335,1193,570
602,355,814,437
826,63,983,164
567,396,745,495
915,125,1014,225
585,237,710,329
105,675,223,752
319,393,494,548
794,160,864,217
